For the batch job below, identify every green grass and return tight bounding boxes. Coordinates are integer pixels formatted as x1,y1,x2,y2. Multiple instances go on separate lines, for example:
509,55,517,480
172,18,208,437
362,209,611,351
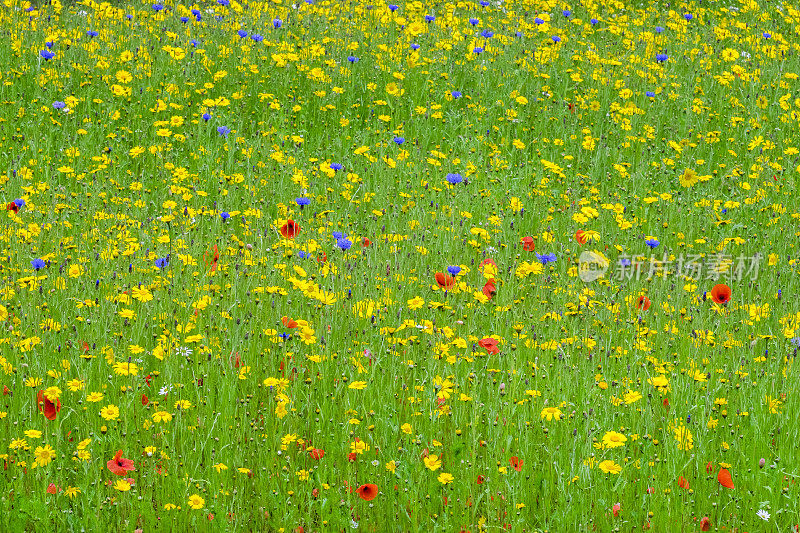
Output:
0,0,799,531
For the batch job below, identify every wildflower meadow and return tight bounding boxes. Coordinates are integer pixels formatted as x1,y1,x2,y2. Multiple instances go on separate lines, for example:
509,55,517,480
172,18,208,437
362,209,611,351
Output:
2,0,800,531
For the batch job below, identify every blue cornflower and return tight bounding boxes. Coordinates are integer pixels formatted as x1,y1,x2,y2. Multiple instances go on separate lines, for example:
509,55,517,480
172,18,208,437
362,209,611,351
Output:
590,18,599,25
645,238,659,249
220,212,230,220
330,163,343,171
393,136,405,145
480,29,493,38
40,50,55,60
347,56,359,63
273,18,282,28
388,4,399,11
479,0,490,5
763,32,771,39
656,53,668,62
154,257,169,268
516,31,523,38
683,13,692,20
646,91,655,97
238,29,248,38
191,9,201,15
332,231,345,240
218,0,229,5
536,253,557,264
551,35,561,43
53,101,66,109
336,238,353,251
295,197,311,207
790,337,800,348
447,266,461,276
446,173,464,184
251,34,264,42
534,17,544,24
469,18,479,25
620,258,632,267
473,47,484,54
180,16,189,23
451,91,462,98
31,258,46,270
152,4,164,11
45,41,54,48
410,43,420,50
14,199,25,207
217,126,230,137
297,251,308,259
278,333,292,340
202,113,211,121
655,26,664,33
87,30,99,37
424,15,435,22
562,10,571,17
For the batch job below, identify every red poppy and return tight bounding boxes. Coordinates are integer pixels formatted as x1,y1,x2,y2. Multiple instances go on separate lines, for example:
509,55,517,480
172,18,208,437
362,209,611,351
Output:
309,448,325,460
316,252,327,263
478,337,499,355
636,295,651,311
435,272,456,290
482,280,497,300
282,316,299,329
509,456,523,472
2,385,9,395
575,230,589,245
6,202,19,214
347,452,357,462
141,394,149,406
46,483,60,494
677,476,689,489
204,244,220,273
710,284,731,305
362,237,371,247
717,467,734,488
699,517,711,531
37,390,61,421
521,236,535,252
476,475,485,484
612,503,621,517
355,483,379,501
107,450,136,476
280,219,300,239
662,397,669,408
705,461,714,474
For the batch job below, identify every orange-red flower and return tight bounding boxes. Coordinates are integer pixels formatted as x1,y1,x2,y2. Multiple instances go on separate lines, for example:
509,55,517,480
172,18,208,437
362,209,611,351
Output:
309,448,325,460
700,517,711,531
435,272,456,290
280,219,300,239
478,338,499,355
482,280,497,300
521,236,535,252
636,295,651,311
204,244,220,272
575,230,589,245
710,284,731,304
37,390,61,421
282,316,299,329
107,450,136,476
355,483,379,501
509,456,523,472
476,475,485,484
717,467,734,489
6,202,19,214
677,476,689,489
362,237,371,247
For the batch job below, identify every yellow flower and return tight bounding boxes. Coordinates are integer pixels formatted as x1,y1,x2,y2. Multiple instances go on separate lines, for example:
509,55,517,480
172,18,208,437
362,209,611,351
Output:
24,430,42,439
113,361,139,376
188,494,205,509
152,411,173,423
407,296,425,310
401,423,412,435
65,486,81,499
348,381,367,390
113,479,131,492
385,461,397,473
100,405,120,421
601,431,627,449
67,379,85,392
437,473,454,484
679,168,699,187
213,463,228,473
34,445,56,467
540,406,562,421
86,392,104,402
423,454,442,471
42,387,61,401
68,265,82,278
598,460,621,474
